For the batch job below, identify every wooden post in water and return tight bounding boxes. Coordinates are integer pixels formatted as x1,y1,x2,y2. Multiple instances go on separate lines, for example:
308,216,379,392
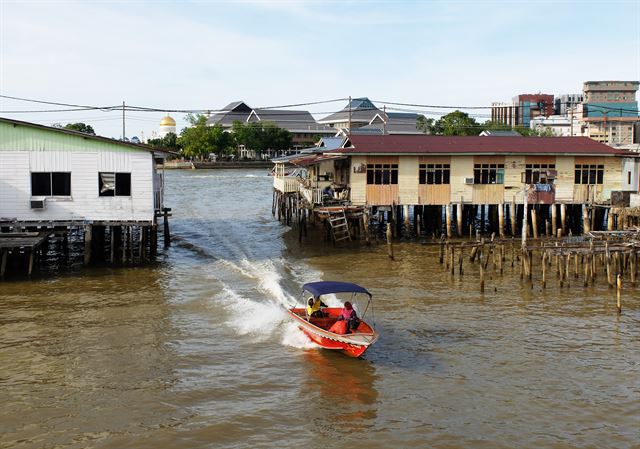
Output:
583,206,591,234
403,205,410,234
163,208,171,247
457,203,463,238
446,204,453,239
510,198,517,236
560,203,567,236
630,251,637,285
110,226,115,263
551,203,557,237
606,246,613,288
479,247,485,293
84,224,92,265
0,249,7,278
439,236,445,263
458,243,464,275
531,208,539,239
498,203,505,238
450,244,455,275
584,253,590,287
386,223,394,260
363,209,370,245
542,251,547,288
616,274,622,314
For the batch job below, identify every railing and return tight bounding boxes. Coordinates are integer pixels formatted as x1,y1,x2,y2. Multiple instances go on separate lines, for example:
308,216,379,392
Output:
300,186,323,205
153,172,164,211
273,176,300,193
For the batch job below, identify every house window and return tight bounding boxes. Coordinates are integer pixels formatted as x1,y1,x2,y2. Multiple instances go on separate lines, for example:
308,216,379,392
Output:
31,172,71,196
366,164,398,185
628,171,632,185
574,164,604,185
525,164,555,184
99,172,131,196
419,164,450,184
473,164,504,184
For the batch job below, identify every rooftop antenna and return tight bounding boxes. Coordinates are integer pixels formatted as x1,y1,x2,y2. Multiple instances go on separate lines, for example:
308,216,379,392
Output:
122,101,126,140
383,105,387,135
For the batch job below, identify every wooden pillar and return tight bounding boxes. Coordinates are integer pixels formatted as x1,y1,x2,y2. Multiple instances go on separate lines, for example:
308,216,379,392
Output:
110,226,115,263
83,224,92,265
456,203,463,238
560,203,567,236
551,203,558,237
150,224,157,258
446,204,452,239
28,248,34,276
403,204,410,233
498,203,505,239
510,198,517,236
583,205,591,234
128,226,134,263
0,249,7,277
531,208,539,239
140,226,147,262
163,208,171,247
386,223,394,260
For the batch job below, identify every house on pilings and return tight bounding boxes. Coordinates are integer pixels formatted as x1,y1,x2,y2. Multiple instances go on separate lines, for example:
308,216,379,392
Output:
0,117,173,277
273,134,640,240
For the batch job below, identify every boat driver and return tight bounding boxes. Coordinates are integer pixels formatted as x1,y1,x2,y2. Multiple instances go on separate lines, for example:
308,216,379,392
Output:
307,296,327,318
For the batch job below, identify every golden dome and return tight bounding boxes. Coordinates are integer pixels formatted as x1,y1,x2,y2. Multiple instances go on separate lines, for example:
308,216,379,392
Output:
160,115,176,127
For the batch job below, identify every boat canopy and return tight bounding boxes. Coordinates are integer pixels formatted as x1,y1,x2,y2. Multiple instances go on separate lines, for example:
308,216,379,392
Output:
303,281,371,298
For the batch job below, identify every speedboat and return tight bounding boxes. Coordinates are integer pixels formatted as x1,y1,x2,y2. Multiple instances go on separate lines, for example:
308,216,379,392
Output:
286,281,379,357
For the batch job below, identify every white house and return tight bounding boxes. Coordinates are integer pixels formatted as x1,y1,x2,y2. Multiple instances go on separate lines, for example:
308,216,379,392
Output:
0,117,168,225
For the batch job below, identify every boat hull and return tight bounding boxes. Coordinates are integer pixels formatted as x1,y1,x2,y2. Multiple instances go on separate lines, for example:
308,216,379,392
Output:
286,308,378,358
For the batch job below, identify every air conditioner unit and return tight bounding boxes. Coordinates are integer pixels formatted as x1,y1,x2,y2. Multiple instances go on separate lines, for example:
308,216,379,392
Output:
30,198,46,209
464,177,475,185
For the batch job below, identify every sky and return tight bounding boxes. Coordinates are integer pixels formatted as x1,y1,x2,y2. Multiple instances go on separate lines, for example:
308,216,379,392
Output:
1,0,639,139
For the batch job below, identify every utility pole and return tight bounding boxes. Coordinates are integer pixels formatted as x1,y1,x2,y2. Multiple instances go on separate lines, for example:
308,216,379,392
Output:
383,105,387,135
569,101,573,136
348,96,352,135
122,101,126,141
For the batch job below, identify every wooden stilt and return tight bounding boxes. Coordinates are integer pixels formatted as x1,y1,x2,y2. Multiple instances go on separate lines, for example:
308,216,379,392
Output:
617,274,622,314
163,207,171,247
551,203,557,237
498,203,505,239
456,203,463,238
0,249,7,277
510,198,517,236
110,226,115,263
28,249,34,276
446,204,452,239
560,203,567,236
386,223,394,260
531,208,539,239
84,224,92,265
583,206,591,234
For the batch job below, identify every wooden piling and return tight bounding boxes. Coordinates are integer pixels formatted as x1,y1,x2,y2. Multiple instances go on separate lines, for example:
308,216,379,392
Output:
510,198,517,236
583,206,591,234
560,203,567,236
542,251,547,288
386,223,394,260
551,203,557,237
616,274,622,314
0,250,7,278
446,204,452,239
531,208,539,239
163,207,171,247
439,237,444,263
498,203,505,238
110,226,115,263
479,247,485,293
83,224,92,265
631,251,637,285
457,203,463,238
458,243,464,275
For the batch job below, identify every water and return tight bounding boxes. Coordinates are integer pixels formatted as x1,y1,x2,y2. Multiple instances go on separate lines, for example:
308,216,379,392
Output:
1,169,639,448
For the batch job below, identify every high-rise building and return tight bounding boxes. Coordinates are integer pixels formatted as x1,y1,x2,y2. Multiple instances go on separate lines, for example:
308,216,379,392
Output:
581,81,639,146
491,94,554,127
554,94,583,116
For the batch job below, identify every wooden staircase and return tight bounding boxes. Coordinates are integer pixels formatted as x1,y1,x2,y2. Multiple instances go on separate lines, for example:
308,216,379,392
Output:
328,209,351,243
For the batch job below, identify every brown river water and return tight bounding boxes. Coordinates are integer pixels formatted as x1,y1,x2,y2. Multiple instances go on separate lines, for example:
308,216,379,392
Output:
1,169,639,449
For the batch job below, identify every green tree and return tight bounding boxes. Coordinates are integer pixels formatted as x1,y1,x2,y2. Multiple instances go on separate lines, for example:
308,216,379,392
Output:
416,115,435,134
232,120,292,157
147,132,181,151
434,111,481,136
178,114,235,159
53,122,96,135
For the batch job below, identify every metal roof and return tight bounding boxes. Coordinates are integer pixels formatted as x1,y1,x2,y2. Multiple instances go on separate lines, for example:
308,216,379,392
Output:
0,116,174,154
330,135,634,156
303,281,371,297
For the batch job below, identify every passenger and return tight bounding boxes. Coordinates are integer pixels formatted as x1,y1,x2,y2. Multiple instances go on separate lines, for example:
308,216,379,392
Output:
307,296,327,318
338,301,359,332
322,185,334,199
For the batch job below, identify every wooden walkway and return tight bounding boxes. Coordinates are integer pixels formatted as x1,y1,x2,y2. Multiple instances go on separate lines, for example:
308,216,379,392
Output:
0,232,51,277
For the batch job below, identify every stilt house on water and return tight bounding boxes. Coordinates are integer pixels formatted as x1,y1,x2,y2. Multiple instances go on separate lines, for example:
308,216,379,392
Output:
272,134,640,241
0,117,172,277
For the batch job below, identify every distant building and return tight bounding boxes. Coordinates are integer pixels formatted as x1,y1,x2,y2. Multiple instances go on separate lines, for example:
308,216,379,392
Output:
491,94,554,128
580,81,639,146
530,115,585,137
555,94,583,116
207,101,334,154
479,130,522,137
159,115,176,138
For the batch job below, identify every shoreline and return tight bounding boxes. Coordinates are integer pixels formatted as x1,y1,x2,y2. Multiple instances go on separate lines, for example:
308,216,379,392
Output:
161,161,272,170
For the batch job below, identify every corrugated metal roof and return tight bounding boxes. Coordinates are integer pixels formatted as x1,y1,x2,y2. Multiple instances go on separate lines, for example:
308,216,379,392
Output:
0,117,173,154
329,135,634,156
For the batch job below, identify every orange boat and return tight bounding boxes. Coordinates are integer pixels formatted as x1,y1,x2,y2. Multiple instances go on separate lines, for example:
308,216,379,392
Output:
287,281,379,358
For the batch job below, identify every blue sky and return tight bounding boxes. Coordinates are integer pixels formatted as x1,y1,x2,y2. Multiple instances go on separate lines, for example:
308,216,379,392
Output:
1,0,639,138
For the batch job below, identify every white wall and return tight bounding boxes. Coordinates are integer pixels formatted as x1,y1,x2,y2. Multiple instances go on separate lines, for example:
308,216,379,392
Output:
0,150,154,222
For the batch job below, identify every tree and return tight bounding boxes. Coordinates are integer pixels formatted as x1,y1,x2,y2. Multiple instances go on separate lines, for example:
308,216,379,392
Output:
52,122,96,135
178,114,235,159
231,120,292,157
416,116,435,134
434,111,481,136
147,132,181,151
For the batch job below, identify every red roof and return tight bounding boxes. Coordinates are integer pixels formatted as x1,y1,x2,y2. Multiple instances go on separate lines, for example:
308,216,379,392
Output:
329,135,633,156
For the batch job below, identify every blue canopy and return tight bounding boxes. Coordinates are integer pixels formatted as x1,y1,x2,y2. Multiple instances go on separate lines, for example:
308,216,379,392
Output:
302,281,371,298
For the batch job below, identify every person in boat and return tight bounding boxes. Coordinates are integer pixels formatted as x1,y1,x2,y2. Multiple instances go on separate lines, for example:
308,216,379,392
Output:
307,296,327,318
322,185,334,199
337,301,359,332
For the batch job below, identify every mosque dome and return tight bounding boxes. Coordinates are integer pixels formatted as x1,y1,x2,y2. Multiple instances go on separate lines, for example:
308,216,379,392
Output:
160,115,176,127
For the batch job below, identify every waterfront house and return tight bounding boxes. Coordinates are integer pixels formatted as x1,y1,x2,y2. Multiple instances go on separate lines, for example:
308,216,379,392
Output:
274,134,639,236
0,117,171,270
